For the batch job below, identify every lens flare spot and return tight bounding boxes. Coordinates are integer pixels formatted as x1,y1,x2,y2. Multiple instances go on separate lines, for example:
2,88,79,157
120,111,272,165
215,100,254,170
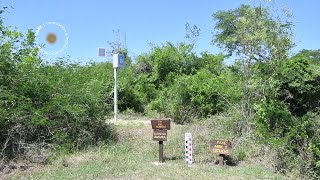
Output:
46,33,57,44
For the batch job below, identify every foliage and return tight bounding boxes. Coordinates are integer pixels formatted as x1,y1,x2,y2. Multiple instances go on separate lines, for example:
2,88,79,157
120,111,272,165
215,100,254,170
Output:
212,3,295,125
212,3,319,179
278,52,320,116
295,49,320,66
136,42,202,87
0,9,116,161
254,99,293,143
213,4,294,63
287,113,320,178
117,66,154,112
185,23,201,45
253,54,320,178
148,64,242,124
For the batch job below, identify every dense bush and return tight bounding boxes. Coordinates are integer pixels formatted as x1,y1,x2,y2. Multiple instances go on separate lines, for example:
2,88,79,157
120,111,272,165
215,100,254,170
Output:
252,54,320,178
148,68,242,124
287,113,320,178
133,42,243,123
279,55,320,116
0,59,117,160
0,12,116,161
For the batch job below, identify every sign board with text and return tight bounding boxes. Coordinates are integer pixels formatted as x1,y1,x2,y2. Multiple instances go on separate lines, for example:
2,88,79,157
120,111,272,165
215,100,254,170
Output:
209,140,232,155
153,129,167,141
151,119,171,130
150,118,171,163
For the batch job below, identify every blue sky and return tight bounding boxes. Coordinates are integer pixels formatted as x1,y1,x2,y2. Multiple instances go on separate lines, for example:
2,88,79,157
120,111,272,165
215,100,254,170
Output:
2,0,320,63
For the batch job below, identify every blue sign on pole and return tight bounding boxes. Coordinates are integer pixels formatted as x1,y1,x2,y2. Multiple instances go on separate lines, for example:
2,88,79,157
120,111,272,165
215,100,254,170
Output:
119,54,125,66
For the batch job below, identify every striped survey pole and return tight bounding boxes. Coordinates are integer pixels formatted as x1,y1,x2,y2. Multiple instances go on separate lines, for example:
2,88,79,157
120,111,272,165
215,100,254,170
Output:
185,133,193,166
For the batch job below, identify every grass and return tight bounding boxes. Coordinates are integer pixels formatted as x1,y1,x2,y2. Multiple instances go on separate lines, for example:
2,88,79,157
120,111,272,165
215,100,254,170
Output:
7,116,290,180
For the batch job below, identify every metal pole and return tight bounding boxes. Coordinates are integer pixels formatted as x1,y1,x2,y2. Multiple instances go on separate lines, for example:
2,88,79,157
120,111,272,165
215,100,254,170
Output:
114,67,118,122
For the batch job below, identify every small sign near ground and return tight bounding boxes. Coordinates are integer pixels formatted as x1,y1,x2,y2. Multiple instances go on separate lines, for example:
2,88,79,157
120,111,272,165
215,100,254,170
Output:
209,140,232,166
153,129,167,141
209,140,232,154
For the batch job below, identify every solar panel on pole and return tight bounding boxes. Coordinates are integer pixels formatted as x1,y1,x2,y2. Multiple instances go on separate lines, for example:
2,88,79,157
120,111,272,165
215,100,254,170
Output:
98,47,106,57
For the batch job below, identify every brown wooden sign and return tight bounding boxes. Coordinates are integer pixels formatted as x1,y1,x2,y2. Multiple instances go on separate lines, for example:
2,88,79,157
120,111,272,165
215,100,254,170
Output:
151,119,171,130
209,140,232,155
150,118,171,163
153,129,167,141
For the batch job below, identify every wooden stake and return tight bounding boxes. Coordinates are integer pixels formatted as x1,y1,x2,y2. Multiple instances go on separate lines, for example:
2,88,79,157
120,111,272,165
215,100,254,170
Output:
218,154,225,166
159,141,164,163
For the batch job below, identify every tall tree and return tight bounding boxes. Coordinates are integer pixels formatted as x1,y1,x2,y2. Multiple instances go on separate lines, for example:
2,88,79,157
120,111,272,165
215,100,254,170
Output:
212,3,295,120
213,4,294,64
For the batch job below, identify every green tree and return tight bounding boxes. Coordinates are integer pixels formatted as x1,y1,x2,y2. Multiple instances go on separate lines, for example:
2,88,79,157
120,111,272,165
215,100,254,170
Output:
279,55,320,116
213,4,294,63
293,49,320,66
212,3,294,119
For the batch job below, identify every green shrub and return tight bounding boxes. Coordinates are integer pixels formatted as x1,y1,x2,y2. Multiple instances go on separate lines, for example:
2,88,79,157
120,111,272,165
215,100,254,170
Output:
254,100,320,178
0,13,116,160
148,68,242,124
279,56,320,116
286,113,320,178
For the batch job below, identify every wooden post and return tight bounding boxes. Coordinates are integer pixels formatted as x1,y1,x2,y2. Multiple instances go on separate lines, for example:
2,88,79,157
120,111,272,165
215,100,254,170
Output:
151,119,170,163
218,154,225,166
159,141,164,163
